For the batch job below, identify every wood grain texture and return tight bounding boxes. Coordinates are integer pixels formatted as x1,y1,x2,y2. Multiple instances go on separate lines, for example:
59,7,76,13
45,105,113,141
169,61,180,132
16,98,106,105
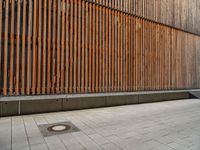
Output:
3,0,9,95
89,0,200,35
32,0,37,95
15,0,21,95
56,0,61,93
0,0,2,94
0,0,200,96
47,0,52,94
27,0,33,95
42,0,47,94
37,0,42,94
9,0,15,95
21,0,27,95
65,0,69,93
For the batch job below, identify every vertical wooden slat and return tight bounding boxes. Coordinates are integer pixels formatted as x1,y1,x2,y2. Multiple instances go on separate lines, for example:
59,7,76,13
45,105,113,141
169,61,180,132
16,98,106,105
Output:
37,0,42,94
123,14,126,91
120,12,123,91
101,3,106,92
88,3,92,92
65,0,70,93
21,0,27,95
165,26,168,89
9,0,15,95
51,0,57,94
77,0,81,93
128,15,132,91
150,21,152,90
130,15,132,91
60,0,65,93
32,0,37,94
141,18,144,90
105,5,108,92
138,18,142,90
42,0,47,94
0,0,2,94
69,0,73,93
119,1,123,91
15,0,21,95
158,25,163,89
85,1,88,93
163,25,166,89
27,0,33,95
125,15,128,91
3,0,9,95
111,10,115,91
121,12,124,91
73,0,77,93
117,7,120,91
171,28,174,89
47,0,52,94
92,3,95,93
152,22,156,90
155,22,158,90
100,1,104,92
132,16,135,91
108,7,111,92
127,14,130,91
128,15,130,91
159,24,162,89
133,16,136,91
56,0,61,94
95,3,99,92
99,1,102,92
65,0,69,93
161,25,164,89
147,21,150,90
115,8,118,91
81,0,85,93
135,17,138,91
145,20,148,90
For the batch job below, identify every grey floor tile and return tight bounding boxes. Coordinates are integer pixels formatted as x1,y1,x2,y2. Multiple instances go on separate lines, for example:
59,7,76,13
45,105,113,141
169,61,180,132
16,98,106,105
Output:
1,99,200,150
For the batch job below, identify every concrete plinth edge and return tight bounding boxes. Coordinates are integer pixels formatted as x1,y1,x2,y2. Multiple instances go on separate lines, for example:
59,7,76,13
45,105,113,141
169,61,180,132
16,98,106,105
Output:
0,90,196,117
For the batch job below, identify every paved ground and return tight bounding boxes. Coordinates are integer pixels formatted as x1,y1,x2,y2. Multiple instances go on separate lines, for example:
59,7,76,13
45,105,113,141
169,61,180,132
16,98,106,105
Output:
1,99,200,150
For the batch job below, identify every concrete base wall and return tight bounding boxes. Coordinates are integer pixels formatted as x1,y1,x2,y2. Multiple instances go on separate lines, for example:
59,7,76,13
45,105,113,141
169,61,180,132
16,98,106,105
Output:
0,91,192,117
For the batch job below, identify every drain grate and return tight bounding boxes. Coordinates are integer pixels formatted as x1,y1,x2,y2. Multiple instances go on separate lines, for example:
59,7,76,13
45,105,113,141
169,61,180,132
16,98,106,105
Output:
47,124,71,132
38,121,80,137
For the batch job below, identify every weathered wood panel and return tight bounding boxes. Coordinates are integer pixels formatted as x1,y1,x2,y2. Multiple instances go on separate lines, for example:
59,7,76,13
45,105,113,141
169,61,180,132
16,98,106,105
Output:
90,0,200,35
0,0,200,96
0,1,2,95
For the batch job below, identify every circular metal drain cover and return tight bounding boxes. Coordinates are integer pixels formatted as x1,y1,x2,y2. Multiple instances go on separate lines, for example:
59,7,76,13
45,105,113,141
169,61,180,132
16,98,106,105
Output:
47,124,71,132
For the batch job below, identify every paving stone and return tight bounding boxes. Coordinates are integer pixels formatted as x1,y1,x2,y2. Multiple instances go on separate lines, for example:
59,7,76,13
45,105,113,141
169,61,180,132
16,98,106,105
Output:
0,99,200,150
30,143,48,150
101,143,121,150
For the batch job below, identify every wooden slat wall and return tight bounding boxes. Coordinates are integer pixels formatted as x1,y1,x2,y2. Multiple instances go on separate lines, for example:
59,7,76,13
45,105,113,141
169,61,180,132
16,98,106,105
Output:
0,0,200,96
0,0,2,95
91,0,200,35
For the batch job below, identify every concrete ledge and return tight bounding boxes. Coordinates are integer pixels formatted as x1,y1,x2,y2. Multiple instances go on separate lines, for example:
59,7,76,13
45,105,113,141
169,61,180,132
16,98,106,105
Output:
139,93,164,103
1,89,199,101
0,101,19,116
138,92,190,103
106,95,138,106
0,90,197,117
63,97,106,110
163,92,190,101
21,99,62,115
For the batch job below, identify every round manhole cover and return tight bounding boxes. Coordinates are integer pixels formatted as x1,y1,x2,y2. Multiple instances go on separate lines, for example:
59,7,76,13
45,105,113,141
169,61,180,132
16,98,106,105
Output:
47,124,71,132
